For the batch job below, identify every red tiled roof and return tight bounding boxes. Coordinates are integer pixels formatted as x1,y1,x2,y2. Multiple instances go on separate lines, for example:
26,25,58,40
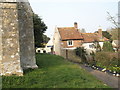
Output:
57,27,109,42
58,27,83,40
82,33,109,43
81,33,99,43
103,37,109,41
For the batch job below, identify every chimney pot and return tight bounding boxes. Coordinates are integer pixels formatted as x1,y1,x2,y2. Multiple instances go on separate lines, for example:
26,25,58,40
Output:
74,22,78,29
98,27,102,39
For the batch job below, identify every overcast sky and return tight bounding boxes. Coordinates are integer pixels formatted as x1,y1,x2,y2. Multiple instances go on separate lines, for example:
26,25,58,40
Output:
29,0,118,37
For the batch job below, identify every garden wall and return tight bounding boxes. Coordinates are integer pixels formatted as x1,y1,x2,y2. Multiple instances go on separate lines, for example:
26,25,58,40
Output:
61,49,81,63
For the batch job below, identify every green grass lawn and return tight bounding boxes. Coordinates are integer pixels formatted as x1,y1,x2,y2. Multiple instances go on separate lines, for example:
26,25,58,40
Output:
2,54,110,88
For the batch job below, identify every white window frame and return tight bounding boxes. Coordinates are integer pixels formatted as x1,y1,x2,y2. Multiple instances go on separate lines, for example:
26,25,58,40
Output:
67,40,73,46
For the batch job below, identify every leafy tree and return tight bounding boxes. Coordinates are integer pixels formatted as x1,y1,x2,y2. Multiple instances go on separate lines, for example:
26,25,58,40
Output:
89,51,96,65
102,31,113,42
96,42,101,51
93,40,101,51
42,34,50,46
103,41,114,52
75,47,87,63
102,31,112,40
33,14,47,47
94,30,112,42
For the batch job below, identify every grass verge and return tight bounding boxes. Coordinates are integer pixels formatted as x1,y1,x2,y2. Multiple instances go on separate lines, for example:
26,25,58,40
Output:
2,54,110,88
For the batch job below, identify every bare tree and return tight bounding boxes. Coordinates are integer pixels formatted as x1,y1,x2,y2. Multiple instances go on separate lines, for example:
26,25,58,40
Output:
107,12,118,28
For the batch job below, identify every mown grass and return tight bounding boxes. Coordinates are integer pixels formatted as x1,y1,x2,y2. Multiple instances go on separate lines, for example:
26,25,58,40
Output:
2,54,110,88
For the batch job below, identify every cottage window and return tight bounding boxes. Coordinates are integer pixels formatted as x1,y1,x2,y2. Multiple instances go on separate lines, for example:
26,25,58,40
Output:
89,44,95,48
89,45,93,48
67,40,73,46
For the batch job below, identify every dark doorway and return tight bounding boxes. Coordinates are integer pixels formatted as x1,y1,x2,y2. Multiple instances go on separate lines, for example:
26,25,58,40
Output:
51,47,53,54
66,50,68,59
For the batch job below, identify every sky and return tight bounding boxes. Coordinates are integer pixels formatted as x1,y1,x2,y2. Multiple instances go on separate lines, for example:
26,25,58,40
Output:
29,0,119,38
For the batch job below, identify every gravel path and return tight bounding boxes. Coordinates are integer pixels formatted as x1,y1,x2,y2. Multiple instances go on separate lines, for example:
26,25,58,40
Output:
80,64,119,88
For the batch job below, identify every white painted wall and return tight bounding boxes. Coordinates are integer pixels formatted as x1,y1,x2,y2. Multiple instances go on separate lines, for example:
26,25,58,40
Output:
44,38,53,53
53,27,61,55
36,47,52,53
36,38,54,54
99,42,104,49
36,48,44,53
82,42,104,55
82,43,96,55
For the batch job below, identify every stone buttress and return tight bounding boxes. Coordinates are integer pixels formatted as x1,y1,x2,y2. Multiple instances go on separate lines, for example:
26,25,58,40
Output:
0,0,38,76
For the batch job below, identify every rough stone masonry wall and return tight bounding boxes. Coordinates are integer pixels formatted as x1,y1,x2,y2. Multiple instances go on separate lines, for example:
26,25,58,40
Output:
0,1,38,76
18,2,38,69
61,49,81,63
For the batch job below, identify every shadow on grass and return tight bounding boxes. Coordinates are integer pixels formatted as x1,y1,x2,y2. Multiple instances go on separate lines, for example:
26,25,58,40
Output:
23,68,36,74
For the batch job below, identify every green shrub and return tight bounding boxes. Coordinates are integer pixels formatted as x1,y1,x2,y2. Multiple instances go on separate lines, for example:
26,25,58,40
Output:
88,51,96,65
75,47,87,63
94,41,101,51
94,52,120,73
103,41,114,52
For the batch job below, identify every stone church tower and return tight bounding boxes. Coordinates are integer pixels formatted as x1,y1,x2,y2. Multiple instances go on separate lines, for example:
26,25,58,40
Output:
0,0,38,76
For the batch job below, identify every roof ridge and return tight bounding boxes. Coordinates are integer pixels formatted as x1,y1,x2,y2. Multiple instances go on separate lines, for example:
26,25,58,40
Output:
82,33,98,34
57,27,75,29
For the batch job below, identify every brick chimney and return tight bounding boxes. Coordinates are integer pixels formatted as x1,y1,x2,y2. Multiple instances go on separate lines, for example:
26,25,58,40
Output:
74,22,78,29
98,27,103,39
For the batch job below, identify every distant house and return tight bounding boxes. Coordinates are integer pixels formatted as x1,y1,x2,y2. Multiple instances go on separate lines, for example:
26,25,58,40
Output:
45,38,54,53
53,22,109,55
36,38,54,54
81,29,109,54
53,22,83,55
36,48,45,53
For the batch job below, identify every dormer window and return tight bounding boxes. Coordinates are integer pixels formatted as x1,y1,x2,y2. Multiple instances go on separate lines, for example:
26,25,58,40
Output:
67,40,73,46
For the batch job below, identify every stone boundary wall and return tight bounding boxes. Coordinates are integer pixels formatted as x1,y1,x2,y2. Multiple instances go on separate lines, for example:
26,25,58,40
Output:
0,1,38,76
61,49,81,63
